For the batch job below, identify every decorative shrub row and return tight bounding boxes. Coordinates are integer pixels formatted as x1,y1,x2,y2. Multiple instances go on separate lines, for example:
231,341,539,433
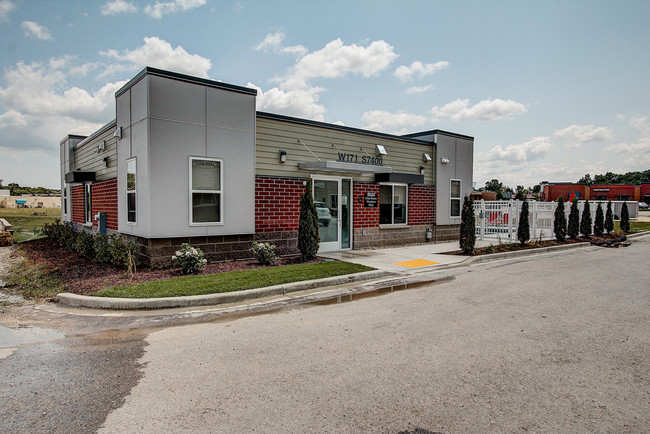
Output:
39,220,137,270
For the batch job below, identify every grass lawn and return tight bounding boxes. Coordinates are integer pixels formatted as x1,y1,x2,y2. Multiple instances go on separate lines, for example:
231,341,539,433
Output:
92,261,374,299
624,220,650,231
0,207,61,242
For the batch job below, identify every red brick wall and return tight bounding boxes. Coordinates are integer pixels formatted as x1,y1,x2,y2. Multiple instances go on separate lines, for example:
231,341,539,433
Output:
91,178,118,230
255,176,304,232
71,185,85,224
543,184,586,202
408,185,435,226
353,182,379,229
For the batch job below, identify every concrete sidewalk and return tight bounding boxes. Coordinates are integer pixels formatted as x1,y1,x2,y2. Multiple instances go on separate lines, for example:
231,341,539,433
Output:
320,239,493,273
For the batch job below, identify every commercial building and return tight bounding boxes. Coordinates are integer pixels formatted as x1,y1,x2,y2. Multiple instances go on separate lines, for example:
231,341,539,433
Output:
60,67,474,266
540,182,650,203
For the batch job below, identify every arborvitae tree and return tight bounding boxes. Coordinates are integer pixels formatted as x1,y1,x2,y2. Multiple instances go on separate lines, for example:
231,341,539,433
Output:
594,202,604,236
459,195,476,254
553,196,567,241
517,200,530,245
580,200,592,237
605,201,614,234
298,178,320,260
568,199,580,239
620,201,630,232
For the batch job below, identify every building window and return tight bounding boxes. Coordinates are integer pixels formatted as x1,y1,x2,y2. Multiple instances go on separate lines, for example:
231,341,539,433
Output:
450,179,461,218
84,183,92,224
617,195,629,201
63,185,68,216
127,158,136,224
379,184,407,225
190,157,222,224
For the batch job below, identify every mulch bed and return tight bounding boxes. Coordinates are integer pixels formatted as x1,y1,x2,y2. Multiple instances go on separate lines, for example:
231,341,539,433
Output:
14,238,322,296
444,233,630,256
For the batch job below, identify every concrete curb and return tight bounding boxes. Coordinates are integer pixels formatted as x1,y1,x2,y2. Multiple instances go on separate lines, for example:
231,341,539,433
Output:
56,269,396,310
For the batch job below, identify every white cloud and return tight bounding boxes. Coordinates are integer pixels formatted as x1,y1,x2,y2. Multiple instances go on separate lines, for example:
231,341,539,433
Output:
0,0,16,21
100,37,212,78
21,21,53,41
252,37,398,121
553,124,613,145
361,110,427,133
144,0,206,18
629,116,650,134
486,137,554,163
430,98,527,121
254,32,307,56
0,109,28,128
605,139,650,155
101,0,138,15
249,82,326,121
394,60,448,82
284,38,398,89
405,84,434,94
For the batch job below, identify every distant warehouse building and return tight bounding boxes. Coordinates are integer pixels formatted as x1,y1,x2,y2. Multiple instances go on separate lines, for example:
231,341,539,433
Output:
59,67,474,266
540,182,650,203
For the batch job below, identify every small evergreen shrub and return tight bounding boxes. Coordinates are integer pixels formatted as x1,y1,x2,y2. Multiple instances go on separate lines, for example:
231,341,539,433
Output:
594,202,604,236
553,196,567,241
517,201,530,245
459,195,476,254
580,200,592,237
250,242,278,265
620,201,630,232
73,231,96,258
605,201,614,234
568,199,580,239
298,178,320,261
172,243,207,274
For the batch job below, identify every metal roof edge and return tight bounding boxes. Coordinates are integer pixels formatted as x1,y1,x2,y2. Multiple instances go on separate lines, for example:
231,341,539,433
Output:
74,119,117,150
256,111,432,146
403,129,474,141
115,66,257,98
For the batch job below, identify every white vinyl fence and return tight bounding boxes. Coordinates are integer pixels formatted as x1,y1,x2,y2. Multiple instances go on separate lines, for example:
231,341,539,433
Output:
473,200,639,241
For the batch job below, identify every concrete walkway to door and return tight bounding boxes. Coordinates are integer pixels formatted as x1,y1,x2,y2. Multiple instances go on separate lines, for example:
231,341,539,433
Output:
320,239,494,274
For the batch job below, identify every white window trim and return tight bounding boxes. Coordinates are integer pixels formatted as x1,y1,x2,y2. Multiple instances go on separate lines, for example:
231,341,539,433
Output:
84,183,92,226
189,156,224,226
63,184,68,217
379,182,409,227
450,179,462,219
126,157,137,225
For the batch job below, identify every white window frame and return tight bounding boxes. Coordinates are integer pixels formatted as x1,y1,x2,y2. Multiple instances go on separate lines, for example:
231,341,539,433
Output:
63,184,68,217
126,158,137,225
189,156,224,226
84,183,92,225
450,179,461,219
379,182,408,226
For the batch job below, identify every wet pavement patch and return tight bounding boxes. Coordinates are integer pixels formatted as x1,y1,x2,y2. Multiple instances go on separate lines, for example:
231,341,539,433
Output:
0,324,65,348
393,259,440,268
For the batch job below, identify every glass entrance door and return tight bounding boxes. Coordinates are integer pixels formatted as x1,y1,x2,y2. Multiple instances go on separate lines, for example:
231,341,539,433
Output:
312,176,352,252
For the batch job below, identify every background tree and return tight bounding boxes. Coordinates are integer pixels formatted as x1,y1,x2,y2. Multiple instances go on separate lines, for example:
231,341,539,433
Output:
620,201,630,232
594,202,604,236
580,200,592,237
515,185,525,200
459,196,476,254
553,196,567,241
605,201,614,234
298,178,320,260
568,199,580,239
517,201,530,245
578,173,593,186
484,179,503,192
532,184,541,194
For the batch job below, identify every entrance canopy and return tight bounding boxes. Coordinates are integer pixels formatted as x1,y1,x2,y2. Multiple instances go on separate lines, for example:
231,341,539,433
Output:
298,161,392,174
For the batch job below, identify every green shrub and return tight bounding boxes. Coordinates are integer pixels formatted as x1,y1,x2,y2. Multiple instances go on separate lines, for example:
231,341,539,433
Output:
568,199,580,239
459,195,476,254
594,202,604,236
172,243,207,274
250,242,278,265
553,196,567,241
580,200,592,237
620,201,630,232
605,201,614,234
517,201,530,245
73,230,95,258
298,178,320,261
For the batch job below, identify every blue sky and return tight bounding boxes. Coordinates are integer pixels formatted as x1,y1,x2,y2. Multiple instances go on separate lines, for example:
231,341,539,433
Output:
0,0,648,189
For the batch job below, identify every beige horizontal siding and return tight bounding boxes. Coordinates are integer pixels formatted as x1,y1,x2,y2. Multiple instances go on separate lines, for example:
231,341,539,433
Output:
73,128,118,181
256,117,434,185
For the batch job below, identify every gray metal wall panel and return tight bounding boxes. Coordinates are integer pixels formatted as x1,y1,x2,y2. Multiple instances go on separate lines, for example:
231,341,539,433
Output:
149,75,206,125
435,135,474,226
116,91,130,132
131,78,147,124
207,87,255,131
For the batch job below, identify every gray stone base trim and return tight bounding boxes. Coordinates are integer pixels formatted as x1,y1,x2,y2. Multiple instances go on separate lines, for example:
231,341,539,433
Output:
353,224,433,249
433,224,461,242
